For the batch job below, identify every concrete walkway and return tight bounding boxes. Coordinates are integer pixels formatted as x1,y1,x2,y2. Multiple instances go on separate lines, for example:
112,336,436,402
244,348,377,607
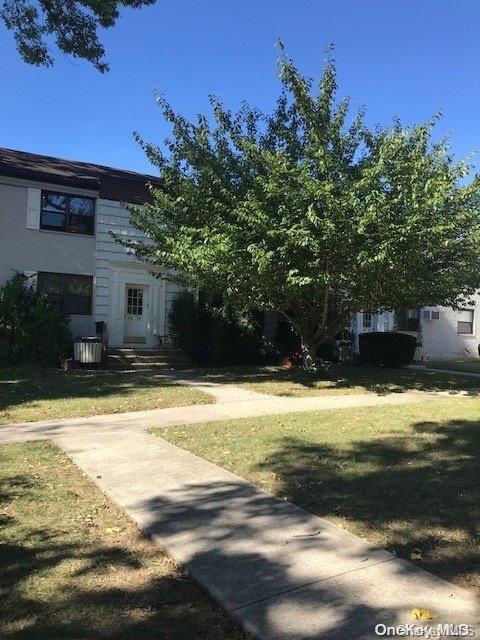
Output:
45,418,479,639
1,385,475,446
411,363,480,379
2,376,480,638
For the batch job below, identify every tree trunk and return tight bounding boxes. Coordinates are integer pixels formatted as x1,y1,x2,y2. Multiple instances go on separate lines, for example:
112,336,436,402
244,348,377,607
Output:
300,336,319,367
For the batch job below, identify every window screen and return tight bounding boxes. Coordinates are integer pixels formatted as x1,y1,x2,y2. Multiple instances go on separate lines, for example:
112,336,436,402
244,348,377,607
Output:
458,309,474,335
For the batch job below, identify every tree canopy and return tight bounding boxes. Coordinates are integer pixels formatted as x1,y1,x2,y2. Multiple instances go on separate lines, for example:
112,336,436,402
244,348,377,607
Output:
126,48,480,358
1,0,155,72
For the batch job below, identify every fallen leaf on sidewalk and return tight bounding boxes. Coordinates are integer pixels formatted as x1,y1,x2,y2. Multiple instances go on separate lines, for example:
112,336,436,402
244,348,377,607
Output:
105,526,124,534
411,608,435,620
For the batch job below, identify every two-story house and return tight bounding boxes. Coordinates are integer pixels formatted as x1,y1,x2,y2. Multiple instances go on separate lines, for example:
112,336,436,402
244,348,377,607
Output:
1,147,479,362
0,148,184,349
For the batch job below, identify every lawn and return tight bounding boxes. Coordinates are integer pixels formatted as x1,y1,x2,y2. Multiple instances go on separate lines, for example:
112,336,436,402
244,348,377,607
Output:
199,364,477,397
0,368,212,424
425,360,480,374
158,397,480,592
0,441,247,640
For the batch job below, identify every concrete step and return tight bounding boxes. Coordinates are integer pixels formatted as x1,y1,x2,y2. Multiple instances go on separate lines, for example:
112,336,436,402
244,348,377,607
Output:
107,357,190,365
107,364,191,371
108,360,190,368
115,354,188,363
109,348,186,357
106,347,191,371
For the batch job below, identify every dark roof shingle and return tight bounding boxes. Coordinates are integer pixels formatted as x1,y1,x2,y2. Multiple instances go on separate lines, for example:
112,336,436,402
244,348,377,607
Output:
0,147,161,204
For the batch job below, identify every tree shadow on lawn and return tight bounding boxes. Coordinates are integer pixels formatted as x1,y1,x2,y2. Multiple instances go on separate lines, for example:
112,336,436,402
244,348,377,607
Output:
1,471,400,640
1,458,406,640
3,464,476,639
0,368,184,416
0,475,247,640
256,417,480,591
135,461,480,639
198,364,480,396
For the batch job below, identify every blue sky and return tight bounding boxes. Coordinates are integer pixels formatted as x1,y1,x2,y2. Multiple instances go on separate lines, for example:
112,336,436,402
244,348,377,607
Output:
1,1,480,174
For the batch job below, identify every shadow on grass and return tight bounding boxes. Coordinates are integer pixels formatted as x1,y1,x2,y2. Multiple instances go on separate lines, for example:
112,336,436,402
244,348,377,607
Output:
0,473,247,640
3,437,477,639
197,364,480,396
0,368,182,416
255,418,480,590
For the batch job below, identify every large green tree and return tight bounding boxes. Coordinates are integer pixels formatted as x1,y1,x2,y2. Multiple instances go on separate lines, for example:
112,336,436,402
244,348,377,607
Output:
127,49,480,361
1,0,155,72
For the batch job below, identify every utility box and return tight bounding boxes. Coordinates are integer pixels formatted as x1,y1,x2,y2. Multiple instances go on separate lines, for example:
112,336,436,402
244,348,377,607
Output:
73,337,102,364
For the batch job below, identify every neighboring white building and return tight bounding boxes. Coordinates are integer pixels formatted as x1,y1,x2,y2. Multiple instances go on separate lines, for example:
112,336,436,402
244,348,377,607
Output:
0,147,184,349
353,302,480,361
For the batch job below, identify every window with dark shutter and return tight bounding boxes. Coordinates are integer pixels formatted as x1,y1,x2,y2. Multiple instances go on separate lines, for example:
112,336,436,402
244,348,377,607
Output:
38,273,93,316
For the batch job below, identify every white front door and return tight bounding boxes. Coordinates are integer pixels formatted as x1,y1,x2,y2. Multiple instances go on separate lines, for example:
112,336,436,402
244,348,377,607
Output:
124,285,148,344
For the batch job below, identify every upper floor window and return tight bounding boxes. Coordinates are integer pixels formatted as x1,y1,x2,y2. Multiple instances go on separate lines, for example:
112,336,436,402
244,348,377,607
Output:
38,272,93,315
40,190,95,235
458,308,474,335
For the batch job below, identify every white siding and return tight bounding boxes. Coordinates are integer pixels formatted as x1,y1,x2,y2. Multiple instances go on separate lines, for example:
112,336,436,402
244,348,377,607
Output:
94,199,144,323
95,198,184,346
0,181,95,285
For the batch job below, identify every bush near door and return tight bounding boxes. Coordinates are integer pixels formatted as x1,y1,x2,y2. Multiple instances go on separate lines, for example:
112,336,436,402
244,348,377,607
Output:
169,291,263,366
0,275,71,367
359,331,417,368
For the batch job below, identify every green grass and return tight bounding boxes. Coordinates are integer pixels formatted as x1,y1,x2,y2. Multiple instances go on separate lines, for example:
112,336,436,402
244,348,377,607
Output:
157,397,480,593
0,441,247,640
199,364,478,397
426,360,480,374
0,368,213,425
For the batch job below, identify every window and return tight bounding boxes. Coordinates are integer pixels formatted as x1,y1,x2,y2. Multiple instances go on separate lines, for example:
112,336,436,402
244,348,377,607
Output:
397,309,420,332
362,312,372,328
38,273,93,315
40,190,95,235
127,288,144,316
458,308,474,335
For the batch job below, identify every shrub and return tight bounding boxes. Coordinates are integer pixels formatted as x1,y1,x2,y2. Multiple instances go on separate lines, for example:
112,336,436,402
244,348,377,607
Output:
168,291,209,365
358,331,417,368
0,275,71,366
316,340,339,363
273,318,301,356
169,291,263,366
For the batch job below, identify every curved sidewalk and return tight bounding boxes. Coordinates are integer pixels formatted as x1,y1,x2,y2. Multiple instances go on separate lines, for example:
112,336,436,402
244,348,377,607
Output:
1,377,475,445
45,414,479,640
2,377,479,638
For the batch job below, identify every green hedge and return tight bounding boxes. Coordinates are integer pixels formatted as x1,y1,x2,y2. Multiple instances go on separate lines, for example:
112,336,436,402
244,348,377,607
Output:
169,291,263,366
358,331,417,368
0,275,71,367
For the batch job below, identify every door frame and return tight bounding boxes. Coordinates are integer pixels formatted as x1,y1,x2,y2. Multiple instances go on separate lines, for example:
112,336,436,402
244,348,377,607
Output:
108,263,166,348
